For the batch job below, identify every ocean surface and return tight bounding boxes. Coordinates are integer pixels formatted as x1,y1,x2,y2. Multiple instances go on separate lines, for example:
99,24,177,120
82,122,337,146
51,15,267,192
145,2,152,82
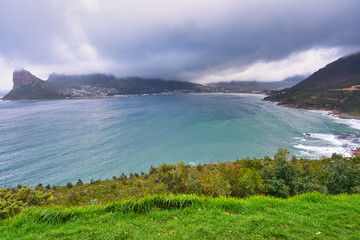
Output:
1,93,360,187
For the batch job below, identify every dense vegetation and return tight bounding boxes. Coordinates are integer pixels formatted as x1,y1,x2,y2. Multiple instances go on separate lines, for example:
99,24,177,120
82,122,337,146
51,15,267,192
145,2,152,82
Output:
0,186,53,220
1,193,359,239
1,149,360,221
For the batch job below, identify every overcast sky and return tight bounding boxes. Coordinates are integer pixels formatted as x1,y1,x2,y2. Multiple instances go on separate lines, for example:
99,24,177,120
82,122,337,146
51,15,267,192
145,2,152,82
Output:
0,0,359,89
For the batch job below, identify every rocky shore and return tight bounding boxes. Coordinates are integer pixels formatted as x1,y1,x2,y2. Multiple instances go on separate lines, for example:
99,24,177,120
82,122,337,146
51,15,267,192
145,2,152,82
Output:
352,147,360,157
271,101,360,120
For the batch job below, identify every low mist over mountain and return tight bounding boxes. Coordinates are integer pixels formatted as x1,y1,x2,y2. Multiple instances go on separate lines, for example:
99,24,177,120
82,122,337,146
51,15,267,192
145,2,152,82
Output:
47,73,201,95
210,76,304,93
2,69,307,100
265,52,360,115
2,70,202,100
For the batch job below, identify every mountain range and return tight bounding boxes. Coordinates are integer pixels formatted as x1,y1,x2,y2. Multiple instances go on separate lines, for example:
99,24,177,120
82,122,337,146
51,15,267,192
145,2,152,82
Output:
3,51,360,117
2,70,301,100
2,70,202,100
210,76,304,93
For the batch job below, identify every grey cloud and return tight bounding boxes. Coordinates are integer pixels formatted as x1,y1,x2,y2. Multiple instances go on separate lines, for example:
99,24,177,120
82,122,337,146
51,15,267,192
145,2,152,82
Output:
0,1,70,63
0,0,360,82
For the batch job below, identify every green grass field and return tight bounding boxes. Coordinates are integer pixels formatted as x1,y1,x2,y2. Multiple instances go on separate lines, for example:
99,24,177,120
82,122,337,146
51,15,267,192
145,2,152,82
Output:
1,193,359,239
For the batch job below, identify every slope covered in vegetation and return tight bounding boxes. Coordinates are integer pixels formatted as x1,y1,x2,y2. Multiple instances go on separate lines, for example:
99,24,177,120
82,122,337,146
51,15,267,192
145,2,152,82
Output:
1,149,360,220
1,149,360,239
265,52,360,116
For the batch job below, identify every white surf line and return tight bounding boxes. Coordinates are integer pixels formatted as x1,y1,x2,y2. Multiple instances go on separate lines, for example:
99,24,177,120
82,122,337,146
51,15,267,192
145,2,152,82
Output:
311,110,360,131
295,131,360,158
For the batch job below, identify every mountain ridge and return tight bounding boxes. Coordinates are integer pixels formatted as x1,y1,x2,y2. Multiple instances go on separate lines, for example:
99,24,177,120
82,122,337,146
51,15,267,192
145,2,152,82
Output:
2,69,305,100
2,70,202,100
265,52,360,117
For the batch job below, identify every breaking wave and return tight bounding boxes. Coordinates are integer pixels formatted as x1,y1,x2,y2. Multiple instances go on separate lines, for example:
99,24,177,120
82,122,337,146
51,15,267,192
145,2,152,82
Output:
294,132,360,158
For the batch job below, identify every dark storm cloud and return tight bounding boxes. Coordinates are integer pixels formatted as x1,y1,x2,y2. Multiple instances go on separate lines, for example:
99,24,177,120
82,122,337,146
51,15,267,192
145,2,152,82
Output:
79,0,360,79
0,0,360,89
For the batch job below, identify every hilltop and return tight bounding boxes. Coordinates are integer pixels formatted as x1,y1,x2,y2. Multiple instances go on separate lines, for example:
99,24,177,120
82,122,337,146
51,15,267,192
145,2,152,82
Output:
265,52,360,116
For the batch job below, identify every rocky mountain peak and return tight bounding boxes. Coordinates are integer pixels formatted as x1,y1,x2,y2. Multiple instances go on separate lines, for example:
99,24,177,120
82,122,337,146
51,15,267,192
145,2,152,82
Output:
12,69,40,89
3,69,63,100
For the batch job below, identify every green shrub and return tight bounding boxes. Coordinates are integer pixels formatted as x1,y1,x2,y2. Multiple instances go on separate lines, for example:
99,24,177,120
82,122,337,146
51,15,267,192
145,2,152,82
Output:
66,182,73,189
3,149,360,220
76,179,83,186
322,154,360,194
0,186,54,219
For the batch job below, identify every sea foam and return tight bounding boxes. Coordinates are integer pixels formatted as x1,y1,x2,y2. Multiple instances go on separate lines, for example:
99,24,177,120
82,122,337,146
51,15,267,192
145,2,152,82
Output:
294,144,351,158
295,132,358,158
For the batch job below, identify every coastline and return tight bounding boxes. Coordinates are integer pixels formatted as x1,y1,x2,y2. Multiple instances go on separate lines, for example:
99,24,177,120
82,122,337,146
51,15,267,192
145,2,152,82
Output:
267,100,360,120
2,93,360,188
0,91,266,102
0,91,183,102
264,99,360,158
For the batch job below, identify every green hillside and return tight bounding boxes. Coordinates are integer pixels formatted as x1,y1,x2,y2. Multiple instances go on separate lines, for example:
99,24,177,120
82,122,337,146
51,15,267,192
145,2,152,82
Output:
265,52,360,116
1,193,359,239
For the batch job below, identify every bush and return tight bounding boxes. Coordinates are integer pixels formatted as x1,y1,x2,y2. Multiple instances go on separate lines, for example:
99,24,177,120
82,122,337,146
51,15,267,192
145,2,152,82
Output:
76,179,83,186
3,149,360,220
322,154,360,194
0,186,54,219
66,182,73,189
262,149,298,198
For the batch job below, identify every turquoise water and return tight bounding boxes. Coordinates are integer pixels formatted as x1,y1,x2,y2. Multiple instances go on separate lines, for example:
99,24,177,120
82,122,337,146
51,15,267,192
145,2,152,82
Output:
1,93,360,187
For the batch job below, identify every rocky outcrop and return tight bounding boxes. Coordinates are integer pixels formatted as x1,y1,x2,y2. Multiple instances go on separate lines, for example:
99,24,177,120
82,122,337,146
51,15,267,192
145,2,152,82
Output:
12,69,39,89
2,69,64,100
352,147,360,157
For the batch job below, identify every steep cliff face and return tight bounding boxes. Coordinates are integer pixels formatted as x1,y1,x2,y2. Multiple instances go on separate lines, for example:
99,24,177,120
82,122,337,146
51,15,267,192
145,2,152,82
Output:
2,69,63,100
12,70,39,89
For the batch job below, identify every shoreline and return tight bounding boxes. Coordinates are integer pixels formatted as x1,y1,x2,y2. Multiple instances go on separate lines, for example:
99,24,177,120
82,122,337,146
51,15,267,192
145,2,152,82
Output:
1,93,360,188
264,99,360,158
267,100,360,120
0,91,266,102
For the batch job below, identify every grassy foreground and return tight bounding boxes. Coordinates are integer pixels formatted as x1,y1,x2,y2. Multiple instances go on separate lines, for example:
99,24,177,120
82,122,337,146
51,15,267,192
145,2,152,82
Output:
0,193,359,239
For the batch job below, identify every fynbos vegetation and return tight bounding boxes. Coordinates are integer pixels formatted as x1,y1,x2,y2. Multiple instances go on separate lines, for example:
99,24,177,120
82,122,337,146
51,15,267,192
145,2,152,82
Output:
1,149,360,220
0,186,53,219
